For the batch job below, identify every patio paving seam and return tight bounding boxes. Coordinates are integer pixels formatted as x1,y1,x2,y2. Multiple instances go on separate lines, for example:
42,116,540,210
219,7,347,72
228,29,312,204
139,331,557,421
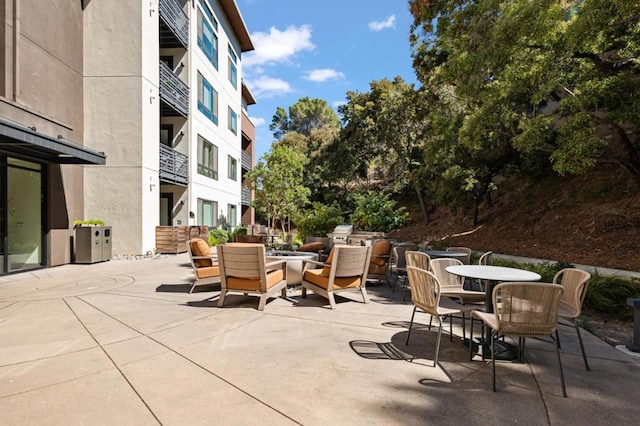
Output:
62,297,163,425
73,295,303,425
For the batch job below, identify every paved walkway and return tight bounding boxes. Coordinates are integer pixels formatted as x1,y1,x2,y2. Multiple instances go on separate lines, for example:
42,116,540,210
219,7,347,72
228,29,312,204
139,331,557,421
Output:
1,255,639,425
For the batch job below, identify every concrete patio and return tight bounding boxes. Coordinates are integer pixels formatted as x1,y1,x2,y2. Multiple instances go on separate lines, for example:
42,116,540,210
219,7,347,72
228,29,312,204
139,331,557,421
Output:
1,254,639,425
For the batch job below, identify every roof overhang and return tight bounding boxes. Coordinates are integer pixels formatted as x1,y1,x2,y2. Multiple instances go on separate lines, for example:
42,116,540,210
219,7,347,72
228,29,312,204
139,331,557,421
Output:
219,0,254,52
0,118,106,165
242,81,256,105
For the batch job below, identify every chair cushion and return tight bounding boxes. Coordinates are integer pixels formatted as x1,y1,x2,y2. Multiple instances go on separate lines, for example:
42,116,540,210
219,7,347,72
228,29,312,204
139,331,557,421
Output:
369,263,388,275
303,269,361,289
191,239,213,267
297,241,325,253
226,269,285,291
370,240,391,266
320,247,336,277
195,265,220,279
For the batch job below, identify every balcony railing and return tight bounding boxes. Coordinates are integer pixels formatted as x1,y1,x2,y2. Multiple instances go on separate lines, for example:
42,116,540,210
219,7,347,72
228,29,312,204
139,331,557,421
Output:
241,187,251,206
159,0,189,49
241,150,252,170
159,61,189,117
159,144,188,186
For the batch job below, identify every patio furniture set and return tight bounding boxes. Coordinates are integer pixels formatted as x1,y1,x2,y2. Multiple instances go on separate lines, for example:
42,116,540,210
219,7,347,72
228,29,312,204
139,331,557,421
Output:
186,237,591,397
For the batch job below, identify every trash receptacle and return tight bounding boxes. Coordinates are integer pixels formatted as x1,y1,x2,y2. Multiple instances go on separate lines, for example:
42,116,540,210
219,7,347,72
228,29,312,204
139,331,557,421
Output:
75,226,104,264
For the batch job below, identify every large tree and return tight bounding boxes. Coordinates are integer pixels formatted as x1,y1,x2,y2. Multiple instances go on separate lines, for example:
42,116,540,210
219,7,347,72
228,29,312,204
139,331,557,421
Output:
269,97,340,139
409,0,640,185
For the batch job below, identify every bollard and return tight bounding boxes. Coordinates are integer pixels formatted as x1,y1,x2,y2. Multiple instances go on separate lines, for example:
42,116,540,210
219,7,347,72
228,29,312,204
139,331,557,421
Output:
627,298,640,353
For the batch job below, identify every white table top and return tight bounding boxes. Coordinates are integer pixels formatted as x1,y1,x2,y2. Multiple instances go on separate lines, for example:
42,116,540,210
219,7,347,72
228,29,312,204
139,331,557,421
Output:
445,265,541,282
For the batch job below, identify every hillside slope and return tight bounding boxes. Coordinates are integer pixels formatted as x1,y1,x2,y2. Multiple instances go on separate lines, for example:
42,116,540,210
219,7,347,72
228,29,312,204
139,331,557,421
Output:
389,165,640,272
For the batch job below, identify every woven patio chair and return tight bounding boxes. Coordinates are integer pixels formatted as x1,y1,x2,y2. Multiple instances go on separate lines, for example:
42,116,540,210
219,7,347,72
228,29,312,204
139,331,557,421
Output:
402,251,431,301
405,266,475,367
553,268,592,371
470,282,567,396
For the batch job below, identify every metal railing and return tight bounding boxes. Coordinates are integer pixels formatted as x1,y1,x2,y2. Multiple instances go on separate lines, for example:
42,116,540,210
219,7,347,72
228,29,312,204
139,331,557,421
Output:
159,61,189,117
241,150,252,170
159,144,188,186
159,0,189,48
241,187,251,206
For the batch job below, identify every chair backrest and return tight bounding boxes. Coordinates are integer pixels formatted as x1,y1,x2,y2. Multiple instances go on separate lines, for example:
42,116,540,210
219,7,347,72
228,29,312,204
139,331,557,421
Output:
493,282,564,336
217,243,268,291
368,239,392,273
331,245,372,279
407,266,441,316
188,238,214,268
430,258,464,291
446,246,472,264
478,251,493,265
553,268,591,318
405,251,431,271
392,246,408,270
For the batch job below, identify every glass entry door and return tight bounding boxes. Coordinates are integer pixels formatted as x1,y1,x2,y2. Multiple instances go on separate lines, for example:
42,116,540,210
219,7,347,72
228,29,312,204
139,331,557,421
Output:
1,157,43,273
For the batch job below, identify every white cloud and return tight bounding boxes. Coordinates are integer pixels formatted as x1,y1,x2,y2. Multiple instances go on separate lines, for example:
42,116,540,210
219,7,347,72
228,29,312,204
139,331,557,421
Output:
369,15,396,31
244,25,315,67
304,68,345,82
245,75,294,98
249,116,266,127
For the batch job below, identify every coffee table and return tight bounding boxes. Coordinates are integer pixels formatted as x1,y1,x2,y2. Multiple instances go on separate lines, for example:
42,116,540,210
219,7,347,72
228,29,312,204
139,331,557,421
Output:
266,251,318,286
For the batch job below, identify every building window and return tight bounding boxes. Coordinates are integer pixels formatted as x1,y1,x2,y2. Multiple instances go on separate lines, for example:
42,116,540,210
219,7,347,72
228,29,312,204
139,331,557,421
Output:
199,0,218,30
197,8,218,69
227,204,237,228
197,72,218,124
228,156,237,181
197,198,218,228
197,135,218,180
228,44,237,88
228,107,237,135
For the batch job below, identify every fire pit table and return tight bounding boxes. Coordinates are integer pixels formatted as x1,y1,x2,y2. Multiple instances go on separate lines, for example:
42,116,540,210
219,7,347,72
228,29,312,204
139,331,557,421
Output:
266,251,319,286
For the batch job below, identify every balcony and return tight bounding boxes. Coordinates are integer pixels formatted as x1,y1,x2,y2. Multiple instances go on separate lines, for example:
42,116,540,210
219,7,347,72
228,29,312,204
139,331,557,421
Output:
241,150,252,171
160,61,189,118
159,0,189,49
159,144,188,186
241,187,251,206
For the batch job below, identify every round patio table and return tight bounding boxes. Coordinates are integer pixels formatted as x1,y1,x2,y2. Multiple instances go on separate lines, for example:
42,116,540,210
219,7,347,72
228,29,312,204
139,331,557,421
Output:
446,265,541,360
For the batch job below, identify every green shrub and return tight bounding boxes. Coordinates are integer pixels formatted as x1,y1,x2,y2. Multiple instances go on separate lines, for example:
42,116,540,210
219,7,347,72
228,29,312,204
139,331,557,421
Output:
350,191,409,233
231,226,248,240
583,273,640,320
208,228,229,246
73,219,105,227
294,203,344,241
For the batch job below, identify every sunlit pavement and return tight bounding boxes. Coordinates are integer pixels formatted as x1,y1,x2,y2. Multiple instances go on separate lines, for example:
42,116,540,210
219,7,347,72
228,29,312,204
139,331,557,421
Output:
1,254,639,425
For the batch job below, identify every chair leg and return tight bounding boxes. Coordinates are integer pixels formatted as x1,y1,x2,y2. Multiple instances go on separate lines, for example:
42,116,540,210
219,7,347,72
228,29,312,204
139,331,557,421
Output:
469,316,475,361
574,322,590,371
392,273,399,292
434,316,444,367
551,334,568,397
217,289,227,307
189,281,197,294
406,306,417,345
302,286,307,298
492,331,497,392
556,329,562,349
257,295,267,311
360,286,370,304
328,292,337,310
449,315,453,342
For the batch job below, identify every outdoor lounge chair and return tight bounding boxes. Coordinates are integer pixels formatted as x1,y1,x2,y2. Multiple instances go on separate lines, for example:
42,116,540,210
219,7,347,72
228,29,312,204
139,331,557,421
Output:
301,245,372,309
366,239,393,286
216,243,287,311
470,282,567,396
187,238,220,293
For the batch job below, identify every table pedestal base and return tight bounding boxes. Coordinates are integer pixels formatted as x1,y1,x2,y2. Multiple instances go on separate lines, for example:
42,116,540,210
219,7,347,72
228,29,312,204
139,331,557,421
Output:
466,338,519,361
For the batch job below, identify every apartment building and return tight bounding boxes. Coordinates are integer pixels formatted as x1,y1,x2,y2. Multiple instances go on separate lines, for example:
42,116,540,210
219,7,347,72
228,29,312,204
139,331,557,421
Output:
0,0,106,274
0,0,255,274
84,0,255,255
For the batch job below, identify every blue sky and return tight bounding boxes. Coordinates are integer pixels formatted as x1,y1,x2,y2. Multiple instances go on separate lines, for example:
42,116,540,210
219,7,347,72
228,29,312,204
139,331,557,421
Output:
237,0,417,159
